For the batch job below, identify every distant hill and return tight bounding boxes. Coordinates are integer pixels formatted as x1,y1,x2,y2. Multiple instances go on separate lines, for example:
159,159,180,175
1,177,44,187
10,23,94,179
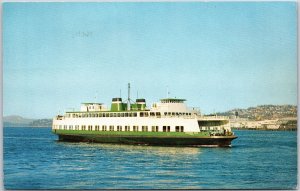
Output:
29,119,52,127
3,115,34,127
216,105,297,121
3,115,52,127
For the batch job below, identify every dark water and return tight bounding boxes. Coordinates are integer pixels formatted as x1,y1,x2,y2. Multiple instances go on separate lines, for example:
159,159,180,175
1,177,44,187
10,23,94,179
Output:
4,127,298,189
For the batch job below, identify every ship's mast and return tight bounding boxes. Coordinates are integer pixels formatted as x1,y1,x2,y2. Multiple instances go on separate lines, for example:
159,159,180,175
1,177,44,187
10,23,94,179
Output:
127,83,131,111
167,86,170,98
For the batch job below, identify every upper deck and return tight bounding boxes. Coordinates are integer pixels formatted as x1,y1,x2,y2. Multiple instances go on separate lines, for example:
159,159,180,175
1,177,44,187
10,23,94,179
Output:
56,109,228,122
56,96,228,122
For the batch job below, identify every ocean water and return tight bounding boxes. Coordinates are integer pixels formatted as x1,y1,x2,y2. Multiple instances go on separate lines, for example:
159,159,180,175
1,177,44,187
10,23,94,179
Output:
4,127,298,189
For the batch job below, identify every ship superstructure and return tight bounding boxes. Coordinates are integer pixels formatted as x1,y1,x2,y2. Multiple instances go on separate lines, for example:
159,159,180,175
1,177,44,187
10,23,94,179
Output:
52,84,237,146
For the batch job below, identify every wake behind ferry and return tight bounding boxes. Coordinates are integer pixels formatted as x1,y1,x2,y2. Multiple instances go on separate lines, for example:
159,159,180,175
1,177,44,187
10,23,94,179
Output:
52,84,237,147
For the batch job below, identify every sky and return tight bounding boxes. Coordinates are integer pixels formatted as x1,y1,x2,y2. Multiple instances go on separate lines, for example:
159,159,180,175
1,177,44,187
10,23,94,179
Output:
3,2,298,118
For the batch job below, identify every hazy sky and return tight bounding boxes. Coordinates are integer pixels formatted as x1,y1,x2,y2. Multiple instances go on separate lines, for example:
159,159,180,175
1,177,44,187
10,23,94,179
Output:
3,2,297,118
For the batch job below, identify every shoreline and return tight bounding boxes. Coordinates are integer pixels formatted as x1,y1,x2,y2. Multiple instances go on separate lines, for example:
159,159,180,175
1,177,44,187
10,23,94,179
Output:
232,127,297,131
4,126,51,128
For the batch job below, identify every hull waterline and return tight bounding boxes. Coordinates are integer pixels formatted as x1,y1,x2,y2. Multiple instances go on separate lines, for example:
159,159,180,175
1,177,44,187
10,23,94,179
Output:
56,132,237,147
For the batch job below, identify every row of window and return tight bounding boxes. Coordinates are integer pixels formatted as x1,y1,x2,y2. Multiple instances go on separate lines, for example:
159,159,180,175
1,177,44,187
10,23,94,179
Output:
64,112,192,118
66,112,138,118
87,105,103,110
164,112,192,116
56,125,184,132
200,126,222,131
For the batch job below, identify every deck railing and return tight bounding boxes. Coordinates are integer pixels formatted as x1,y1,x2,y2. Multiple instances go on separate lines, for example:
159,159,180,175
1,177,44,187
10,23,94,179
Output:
197,116,229,120
55,113,228,120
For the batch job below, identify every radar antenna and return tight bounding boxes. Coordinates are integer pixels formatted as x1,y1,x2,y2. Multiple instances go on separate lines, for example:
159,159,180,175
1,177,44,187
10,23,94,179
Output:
166,85,170,98
127,83,131,111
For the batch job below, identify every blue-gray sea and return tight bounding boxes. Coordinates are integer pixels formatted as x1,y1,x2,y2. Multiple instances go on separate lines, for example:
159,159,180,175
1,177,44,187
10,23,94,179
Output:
4,127,298,189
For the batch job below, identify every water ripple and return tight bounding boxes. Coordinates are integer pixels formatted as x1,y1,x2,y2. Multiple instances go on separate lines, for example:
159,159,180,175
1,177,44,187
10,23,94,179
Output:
3,127,297,190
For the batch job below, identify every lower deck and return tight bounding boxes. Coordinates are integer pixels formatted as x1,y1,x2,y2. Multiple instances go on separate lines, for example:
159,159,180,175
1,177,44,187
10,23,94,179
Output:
53,130,237,147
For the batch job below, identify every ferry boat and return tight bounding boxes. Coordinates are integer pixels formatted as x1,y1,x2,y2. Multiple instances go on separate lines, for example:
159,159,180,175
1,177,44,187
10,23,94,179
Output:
52,84,237,147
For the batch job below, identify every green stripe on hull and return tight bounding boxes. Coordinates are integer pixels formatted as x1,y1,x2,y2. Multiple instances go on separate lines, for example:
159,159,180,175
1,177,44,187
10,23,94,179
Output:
53,130,237,147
